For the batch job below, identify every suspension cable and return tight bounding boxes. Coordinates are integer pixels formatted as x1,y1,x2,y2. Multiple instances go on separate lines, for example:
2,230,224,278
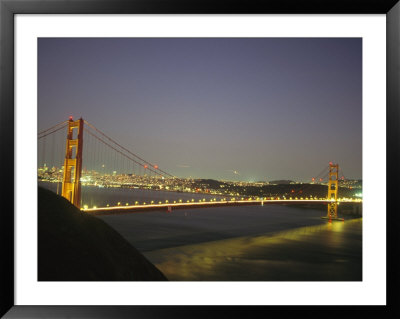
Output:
83,128,164,177
38,120,68,137
84,120,175,178
38,123,67,140
290,165,330,197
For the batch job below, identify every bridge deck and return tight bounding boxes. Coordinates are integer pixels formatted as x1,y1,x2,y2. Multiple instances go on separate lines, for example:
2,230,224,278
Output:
82,199,361,216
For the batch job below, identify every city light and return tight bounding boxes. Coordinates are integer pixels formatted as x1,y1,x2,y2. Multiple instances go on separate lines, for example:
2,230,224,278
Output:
39,161,362,214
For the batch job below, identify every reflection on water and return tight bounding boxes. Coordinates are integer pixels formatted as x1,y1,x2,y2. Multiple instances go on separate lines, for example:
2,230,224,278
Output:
98,204,330,251
144,219,362,281
98,203,362,281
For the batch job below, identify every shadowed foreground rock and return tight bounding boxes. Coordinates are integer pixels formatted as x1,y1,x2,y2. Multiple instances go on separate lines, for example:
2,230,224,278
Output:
38,187,167,281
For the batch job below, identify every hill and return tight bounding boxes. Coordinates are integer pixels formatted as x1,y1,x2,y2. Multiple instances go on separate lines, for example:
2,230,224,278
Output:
38,187,167,281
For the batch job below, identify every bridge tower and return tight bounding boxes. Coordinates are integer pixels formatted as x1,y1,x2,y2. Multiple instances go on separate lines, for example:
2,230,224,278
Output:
61,117,83,208
326,162,339,219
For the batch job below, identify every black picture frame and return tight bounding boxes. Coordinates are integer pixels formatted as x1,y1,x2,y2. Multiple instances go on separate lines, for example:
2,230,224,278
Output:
1,0,399,318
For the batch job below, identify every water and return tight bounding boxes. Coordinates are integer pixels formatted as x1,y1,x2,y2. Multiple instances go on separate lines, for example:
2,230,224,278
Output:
39,181,224,208
98,205,328,251
98,204,362,281
143,218,362,281
39,182,362,281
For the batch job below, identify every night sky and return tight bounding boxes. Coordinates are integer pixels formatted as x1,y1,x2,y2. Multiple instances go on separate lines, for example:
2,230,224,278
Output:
38,38,362,181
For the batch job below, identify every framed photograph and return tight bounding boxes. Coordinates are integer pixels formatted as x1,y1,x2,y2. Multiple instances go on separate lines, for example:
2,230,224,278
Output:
1,0,399,317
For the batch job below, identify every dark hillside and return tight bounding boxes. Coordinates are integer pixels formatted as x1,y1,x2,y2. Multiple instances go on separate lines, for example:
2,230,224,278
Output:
38,187,167,281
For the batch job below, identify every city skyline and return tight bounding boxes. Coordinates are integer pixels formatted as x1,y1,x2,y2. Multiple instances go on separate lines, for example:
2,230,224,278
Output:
38,38,362,181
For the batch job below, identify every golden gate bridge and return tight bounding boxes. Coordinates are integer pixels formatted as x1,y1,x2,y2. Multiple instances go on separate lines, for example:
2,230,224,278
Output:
38,117,361,221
